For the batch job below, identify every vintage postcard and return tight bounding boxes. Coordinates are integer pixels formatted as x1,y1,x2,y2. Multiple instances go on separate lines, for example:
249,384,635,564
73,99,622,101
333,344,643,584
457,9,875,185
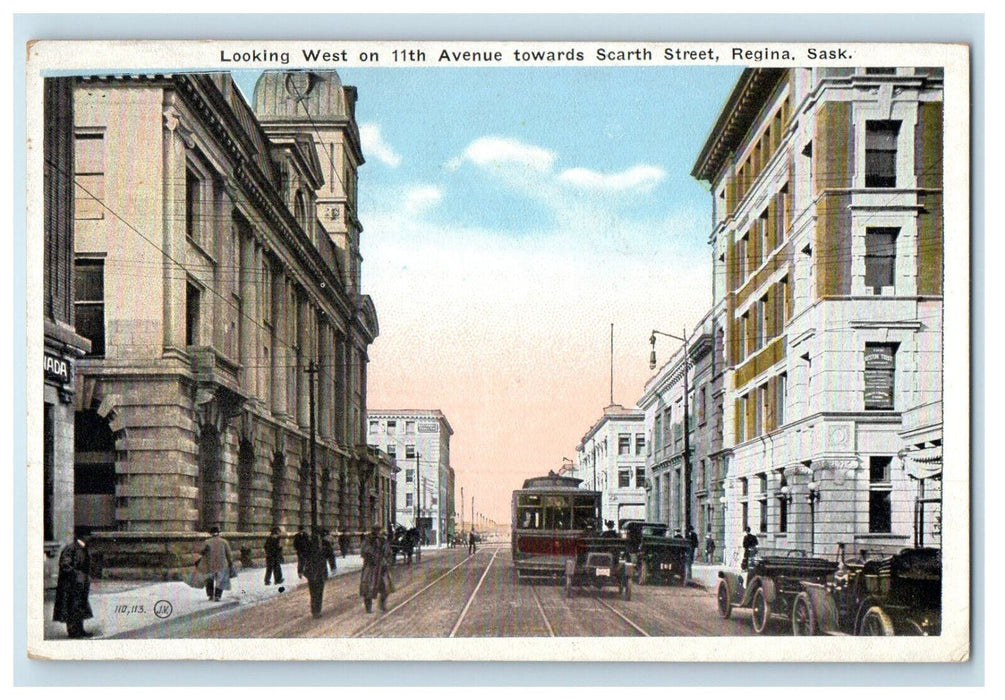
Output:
24,39,969,662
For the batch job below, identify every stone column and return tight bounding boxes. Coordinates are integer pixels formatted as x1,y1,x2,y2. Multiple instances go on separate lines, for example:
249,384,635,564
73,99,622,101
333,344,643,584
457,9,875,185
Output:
296,296,310,429
239,234,258,399
255,246,269,408
271,268,288,418
161,106,188,353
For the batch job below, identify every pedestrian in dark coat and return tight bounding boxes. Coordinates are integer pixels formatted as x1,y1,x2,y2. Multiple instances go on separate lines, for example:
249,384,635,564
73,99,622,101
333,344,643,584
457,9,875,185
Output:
741,526,759,570
705,535,716,563
303,531,329,618
53,538,93,638
321,529,337,576
293,527,310,579
199,526,235,601
359,525,393,613
263,527,284,586
468,530,477,554
685,525,699,584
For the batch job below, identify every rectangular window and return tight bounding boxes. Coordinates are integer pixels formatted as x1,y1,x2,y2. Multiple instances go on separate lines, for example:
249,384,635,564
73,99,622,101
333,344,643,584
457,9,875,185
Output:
865,227,899,293
777,471,789,534
618,434,631,455
865,120,901,188
185,167,202,241
738,394,748,442
368,420,378,434
758,384,769,435
405,469,414,483
619,469,631,488
742,501,749,532
74,131,105,220
777,373,788,427
864,343,897,410
387,421,397,434
405,444,416,459
654,415,662,452
635,466,646,488
405,493,413,507
758,295,768,346
760,209,770,260
405,420,416,434
780,275,791,322
74,258,105,356
635,434,645,456
185,281,200,346
740,313,749,361
869,455,893,533
738,234,749,280
698,386,707,424
386,444,396,458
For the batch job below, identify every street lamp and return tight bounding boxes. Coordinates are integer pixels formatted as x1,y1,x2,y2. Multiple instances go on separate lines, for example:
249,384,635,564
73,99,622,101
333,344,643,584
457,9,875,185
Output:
807,481,821,555
649,328,692,531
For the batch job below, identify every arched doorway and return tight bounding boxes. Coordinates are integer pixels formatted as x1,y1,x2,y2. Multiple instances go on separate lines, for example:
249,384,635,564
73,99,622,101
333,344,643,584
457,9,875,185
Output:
271,451,286,528
237,440,255,531
73,409,116,538
198,425,222,530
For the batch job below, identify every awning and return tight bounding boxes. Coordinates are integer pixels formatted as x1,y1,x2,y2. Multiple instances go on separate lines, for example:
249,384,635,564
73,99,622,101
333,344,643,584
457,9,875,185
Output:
903,445,942,480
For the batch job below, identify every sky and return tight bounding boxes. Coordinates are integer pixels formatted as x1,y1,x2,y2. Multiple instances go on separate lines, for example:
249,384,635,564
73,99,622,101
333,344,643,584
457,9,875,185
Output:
235,66,742,525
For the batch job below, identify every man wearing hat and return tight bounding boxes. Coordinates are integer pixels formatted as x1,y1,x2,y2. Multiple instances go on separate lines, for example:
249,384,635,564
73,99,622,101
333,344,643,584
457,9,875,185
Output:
600,520,620,539
359,524,393,613
199,526,235,602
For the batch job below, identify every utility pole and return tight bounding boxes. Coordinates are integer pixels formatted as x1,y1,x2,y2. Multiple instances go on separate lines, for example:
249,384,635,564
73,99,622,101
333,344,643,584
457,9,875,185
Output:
306,359,319,533
682,327,692,533
461,486,465,533
415,452,422,562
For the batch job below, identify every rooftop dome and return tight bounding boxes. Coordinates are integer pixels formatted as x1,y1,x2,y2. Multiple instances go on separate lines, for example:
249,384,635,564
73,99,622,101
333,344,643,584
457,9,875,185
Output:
253,70,352,123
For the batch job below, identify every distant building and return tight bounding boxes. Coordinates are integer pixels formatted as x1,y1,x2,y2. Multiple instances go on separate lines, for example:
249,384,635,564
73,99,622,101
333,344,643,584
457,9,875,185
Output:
64,71,379,576
639,313,720,542
367,409,454,545
576,405,646,527
692,67,943,564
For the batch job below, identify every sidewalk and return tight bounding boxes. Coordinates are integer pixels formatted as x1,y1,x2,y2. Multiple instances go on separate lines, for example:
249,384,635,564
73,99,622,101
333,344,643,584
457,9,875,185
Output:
42,546,444,640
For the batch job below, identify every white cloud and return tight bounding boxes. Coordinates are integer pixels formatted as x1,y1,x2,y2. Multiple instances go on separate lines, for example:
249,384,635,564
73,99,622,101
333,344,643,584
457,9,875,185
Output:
403,185,442,215
557,164,667,193
447,136,556,172
359,123,401,168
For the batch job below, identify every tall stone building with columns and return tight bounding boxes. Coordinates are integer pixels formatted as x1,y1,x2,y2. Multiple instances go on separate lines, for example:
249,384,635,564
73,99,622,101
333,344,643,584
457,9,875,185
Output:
691,67,943,566
68,71,378,577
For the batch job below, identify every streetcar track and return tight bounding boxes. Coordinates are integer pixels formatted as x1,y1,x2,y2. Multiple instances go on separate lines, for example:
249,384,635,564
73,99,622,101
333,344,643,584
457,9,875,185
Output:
448,548,498,637
595,596,650,637
528,584,556,637
351,546,496,637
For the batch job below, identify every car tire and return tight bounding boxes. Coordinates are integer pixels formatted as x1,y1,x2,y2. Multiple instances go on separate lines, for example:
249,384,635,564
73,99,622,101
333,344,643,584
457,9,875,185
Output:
859,606,895,636
751,586,771,634
716,579,733,620
792,592,816,636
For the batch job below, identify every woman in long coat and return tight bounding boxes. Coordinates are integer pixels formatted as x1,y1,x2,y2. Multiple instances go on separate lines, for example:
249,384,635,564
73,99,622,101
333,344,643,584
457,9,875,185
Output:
198,526,234,601
359,525,393,613
53,538,93,638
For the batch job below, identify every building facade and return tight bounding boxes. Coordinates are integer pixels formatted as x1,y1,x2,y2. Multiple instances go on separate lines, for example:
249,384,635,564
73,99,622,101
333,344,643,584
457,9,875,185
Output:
67,71,379,576
639,316,721,543
366,410,454,545
691,67,943,565
575,405,646,527
42,77,93,587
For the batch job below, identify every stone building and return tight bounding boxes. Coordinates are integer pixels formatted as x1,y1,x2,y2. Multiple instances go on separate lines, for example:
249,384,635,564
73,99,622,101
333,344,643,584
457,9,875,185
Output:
366,410,454,545
42,77,93,587
639,315,720,544
691,67,944,565
575,405,646,527
67,71,379,577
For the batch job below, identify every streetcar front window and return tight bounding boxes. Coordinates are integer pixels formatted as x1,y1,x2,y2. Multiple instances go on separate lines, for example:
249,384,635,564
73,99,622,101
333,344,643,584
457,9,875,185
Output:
542,495,573,531
573,495,599,530
518,507,542,529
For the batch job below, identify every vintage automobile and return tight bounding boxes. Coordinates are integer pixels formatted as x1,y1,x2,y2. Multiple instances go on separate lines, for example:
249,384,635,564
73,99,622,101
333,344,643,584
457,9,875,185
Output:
564,537,633,601
716,549,839,634
622,521,667,560
791,546,942,636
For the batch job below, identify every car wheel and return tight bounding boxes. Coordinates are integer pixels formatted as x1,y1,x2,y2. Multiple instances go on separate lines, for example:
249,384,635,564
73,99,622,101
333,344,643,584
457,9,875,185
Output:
792,592,816,636
716,579,733,619
751,586,771,634
859,606,895,636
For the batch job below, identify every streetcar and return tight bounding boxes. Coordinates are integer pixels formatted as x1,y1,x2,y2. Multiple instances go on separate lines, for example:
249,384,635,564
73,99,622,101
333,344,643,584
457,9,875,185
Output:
511,472,602,582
